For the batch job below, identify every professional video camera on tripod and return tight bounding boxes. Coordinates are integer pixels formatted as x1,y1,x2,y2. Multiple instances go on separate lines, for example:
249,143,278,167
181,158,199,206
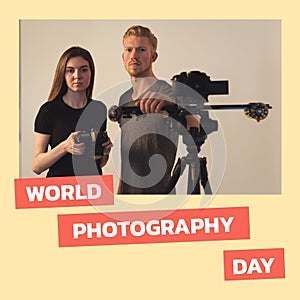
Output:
109,70,272,195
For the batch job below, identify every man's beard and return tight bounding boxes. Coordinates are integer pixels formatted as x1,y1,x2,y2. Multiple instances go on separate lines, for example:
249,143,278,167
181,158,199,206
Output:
127,62,152,78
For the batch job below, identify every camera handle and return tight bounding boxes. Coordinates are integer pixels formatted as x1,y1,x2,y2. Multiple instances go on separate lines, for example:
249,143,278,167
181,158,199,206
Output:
109,102,272,124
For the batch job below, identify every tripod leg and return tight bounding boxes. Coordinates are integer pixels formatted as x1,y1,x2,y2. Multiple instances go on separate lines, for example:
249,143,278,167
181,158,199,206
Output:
199,157,212,194
165,158,184,194
190,178,201,194
188,159,201,194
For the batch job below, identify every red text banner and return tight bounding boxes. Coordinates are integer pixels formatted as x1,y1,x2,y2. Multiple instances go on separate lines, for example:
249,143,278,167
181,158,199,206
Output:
223,248,285,280
14,175,114,209
58,206,250,247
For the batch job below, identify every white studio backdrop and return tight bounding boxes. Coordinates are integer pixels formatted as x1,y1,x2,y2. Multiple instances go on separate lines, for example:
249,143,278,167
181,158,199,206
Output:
19,20,281,194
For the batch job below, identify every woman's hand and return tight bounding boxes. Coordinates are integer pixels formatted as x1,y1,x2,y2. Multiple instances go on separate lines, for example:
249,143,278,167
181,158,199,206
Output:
32,131,85,175
64,132,85,155
99,136,113,167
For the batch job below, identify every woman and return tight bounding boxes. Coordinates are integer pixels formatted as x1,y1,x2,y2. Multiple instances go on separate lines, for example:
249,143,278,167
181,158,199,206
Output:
32,46,112,177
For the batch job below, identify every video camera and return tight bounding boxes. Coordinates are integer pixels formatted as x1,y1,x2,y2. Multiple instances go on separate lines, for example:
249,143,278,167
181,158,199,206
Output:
172,71,270,121
172,70,229,100
109,70,271,122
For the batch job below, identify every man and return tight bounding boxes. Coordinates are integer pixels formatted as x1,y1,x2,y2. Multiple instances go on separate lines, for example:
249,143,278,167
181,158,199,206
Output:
118,25,179,194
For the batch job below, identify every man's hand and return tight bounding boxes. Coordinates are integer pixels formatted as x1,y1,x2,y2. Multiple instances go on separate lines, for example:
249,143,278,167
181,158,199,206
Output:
135,92,175,113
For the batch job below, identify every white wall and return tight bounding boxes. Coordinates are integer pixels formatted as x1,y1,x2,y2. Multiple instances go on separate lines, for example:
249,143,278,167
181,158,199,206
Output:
19,20,281,194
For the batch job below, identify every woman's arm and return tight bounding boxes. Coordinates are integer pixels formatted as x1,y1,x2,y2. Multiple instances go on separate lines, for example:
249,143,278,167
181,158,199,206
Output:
32,132,84,175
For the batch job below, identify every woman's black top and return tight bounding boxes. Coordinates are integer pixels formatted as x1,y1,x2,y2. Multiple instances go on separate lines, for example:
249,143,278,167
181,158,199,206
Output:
34,97,107,177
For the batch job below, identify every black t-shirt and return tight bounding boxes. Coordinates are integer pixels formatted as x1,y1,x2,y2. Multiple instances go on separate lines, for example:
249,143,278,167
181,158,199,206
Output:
34,97,107,177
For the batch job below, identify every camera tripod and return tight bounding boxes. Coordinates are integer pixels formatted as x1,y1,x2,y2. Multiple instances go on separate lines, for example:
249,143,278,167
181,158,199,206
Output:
108,70,272,195
166,125,212,195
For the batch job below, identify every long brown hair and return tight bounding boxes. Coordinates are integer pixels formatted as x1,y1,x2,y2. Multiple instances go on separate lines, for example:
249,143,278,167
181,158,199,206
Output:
48,46,95,101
